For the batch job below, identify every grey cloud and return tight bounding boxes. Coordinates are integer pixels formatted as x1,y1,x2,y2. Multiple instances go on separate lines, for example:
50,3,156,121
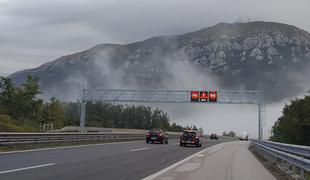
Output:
2,0,310,49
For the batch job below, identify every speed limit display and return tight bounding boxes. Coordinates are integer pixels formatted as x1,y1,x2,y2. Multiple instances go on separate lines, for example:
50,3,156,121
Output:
209,91,217,102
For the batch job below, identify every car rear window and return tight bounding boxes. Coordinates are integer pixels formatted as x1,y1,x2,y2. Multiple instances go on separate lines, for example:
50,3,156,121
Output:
183,132,196,137
149,130,161,133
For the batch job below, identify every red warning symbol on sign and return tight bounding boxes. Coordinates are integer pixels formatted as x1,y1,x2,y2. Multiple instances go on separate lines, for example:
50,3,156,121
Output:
199,91,208,102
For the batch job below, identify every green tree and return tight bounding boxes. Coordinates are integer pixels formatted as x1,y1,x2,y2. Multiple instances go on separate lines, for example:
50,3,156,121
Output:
63,102,80,126
0,75,43,128
270,96,310,145
151,109,164,129
227,131,236,137
42,97,65,129
0,77,15,115
111,104,124,128
222,131,236,137
20,75,42,126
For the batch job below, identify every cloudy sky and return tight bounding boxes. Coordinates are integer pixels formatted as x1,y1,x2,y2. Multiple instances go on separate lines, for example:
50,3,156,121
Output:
0,0,310,76
1,0,309,137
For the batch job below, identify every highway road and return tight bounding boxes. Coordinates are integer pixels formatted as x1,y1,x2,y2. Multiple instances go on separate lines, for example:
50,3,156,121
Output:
0,138,235,180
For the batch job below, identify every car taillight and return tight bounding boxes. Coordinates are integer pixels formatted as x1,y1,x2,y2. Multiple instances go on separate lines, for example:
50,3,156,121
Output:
159,133,163,136
147,133,150,136
196,136,199,139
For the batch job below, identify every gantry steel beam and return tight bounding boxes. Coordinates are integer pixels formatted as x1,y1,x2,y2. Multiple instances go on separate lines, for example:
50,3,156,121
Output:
81,90,263,104
80,89,265,139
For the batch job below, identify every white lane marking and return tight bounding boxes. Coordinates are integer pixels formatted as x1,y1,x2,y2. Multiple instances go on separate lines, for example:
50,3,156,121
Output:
142,142,228,180
130,147,151,152
0,163,55,174
0,141,144,155
171,143,179,146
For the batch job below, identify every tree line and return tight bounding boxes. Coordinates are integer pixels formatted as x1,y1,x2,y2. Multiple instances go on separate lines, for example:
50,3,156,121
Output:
0,75,195,132
222,131,236,137
270,95,310,146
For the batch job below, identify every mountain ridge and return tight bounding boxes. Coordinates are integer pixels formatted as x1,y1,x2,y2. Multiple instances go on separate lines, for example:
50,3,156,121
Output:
9,21,310,102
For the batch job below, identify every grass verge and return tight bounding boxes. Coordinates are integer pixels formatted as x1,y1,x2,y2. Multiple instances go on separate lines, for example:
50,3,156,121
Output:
0,121,31,132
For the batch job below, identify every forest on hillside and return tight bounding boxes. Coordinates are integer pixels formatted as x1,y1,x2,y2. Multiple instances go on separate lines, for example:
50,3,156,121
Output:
0,75,193,132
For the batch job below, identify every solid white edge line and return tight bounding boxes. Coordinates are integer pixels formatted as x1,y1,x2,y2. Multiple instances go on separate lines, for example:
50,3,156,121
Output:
0,163,55,174
130,147,151,152
0,141,144,155
142,142,226,180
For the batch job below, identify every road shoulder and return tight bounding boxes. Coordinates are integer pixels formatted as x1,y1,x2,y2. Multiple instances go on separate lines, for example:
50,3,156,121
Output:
144,141,277,180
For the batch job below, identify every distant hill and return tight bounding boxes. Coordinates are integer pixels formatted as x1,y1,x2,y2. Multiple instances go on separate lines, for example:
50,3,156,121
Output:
9,21,310,102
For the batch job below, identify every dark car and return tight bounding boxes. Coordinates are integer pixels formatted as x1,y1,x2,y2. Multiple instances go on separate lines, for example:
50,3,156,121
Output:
210,134,218,140
146,129,168,144
180,130,202,147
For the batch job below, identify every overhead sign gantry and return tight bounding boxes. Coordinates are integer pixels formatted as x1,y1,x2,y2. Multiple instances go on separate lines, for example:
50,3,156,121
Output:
80,90,266,139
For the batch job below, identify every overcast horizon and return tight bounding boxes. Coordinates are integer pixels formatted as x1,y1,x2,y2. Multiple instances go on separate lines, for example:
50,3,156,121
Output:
1,0,310,76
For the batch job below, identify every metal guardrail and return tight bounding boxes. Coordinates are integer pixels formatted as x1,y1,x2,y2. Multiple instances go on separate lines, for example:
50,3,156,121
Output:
251,140,310,179
0,132,182,146
0,132,235,147
254,140,310,159
0,133,145,146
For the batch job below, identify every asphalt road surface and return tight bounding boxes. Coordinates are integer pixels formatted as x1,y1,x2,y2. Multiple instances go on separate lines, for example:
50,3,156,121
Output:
0,138,235,180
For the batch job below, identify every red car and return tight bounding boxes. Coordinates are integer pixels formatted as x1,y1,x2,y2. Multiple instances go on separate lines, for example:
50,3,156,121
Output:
180,130,202,147
146,129,168,144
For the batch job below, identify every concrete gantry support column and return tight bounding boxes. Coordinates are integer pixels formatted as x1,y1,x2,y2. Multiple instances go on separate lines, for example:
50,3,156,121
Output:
80,90,86,132
258,103,266,139
258,104,261,140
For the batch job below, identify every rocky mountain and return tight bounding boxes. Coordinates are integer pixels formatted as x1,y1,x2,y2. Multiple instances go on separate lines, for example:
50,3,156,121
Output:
9,21,310,102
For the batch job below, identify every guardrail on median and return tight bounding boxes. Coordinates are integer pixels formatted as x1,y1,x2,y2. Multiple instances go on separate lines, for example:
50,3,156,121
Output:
251,140,310,180
0,132,182,146
0,132,146,146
